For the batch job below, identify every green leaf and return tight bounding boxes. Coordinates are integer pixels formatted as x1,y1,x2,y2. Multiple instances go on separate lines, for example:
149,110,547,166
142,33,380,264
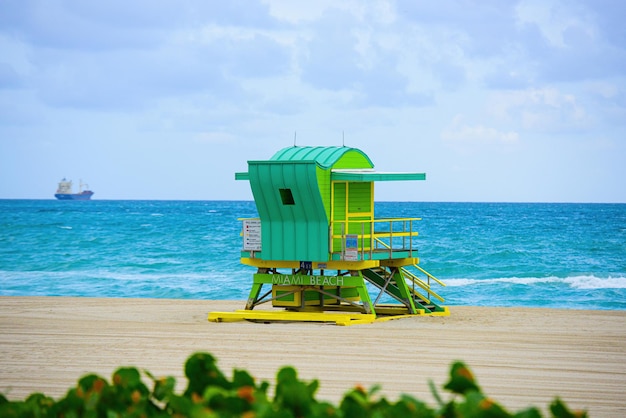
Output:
232,369,255,388
368,384,382,397
390,395,436,418
550,398,587,418
310,401,339,418
184,352,230,397
443,361,480,395
152,376,177,402
307,378,320,398
456,391,512,418
167,393,194,415
202,386,228,405
340,391,369,418
513,407,543,418
112,367,142,388
276,366,298,385
78,374,108,394
274,366,316,417
428,379,444,408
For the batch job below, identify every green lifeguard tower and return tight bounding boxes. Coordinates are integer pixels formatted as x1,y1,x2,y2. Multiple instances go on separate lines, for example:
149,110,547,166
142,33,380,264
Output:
209,146,447,325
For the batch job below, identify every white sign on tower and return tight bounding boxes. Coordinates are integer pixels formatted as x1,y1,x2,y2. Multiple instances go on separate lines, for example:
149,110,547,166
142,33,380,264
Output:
243,219,262,251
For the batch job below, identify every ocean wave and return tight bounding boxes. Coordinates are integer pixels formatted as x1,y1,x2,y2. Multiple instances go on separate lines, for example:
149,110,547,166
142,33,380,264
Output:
0,269,238,282
445,275,626,290
564,275,626,289
0,269,250,299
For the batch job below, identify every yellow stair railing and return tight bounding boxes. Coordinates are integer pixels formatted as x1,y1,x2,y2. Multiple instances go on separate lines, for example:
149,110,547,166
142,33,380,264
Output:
373,237,446,304
402,265,445,303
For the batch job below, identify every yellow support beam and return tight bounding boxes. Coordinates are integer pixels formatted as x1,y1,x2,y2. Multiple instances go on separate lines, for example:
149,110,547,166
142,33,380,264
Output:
208,310,377,326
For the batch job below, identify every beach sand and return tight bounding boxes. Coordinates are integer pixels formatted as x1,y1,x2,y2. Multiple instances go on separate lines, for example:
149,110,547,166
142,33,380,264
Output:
1,297,625,416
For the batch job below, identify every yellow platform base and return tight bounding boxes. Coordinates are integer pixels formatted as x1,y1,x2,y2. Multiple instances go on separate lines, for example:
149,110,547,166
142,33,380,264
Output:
208,310,375,326
208,307,449,326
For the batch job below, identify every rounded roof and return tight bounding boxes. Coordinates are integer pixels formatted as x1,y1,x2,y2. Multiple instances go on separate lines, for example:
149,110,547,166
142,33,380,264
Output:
270,146,373,169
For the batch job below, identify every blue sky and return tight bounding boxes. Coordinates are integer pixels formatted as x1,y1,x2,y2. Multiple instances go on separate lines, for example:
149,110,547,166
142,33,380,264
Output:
1,0,624,202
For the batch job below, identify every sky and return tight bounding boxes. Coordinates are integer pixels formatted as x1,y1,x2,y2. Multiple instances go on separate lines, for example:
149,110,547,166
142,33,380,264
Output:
1,0,625,202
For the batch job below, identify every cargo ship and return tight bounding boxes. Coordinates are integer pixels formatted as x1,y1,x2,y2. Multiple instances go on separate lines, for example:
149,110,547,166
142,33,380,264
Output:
54,178,94,200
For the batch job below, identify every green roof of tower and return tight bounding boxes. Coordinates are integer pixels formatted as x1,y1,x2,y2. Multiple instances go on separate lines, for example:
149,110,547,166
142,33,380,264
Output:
269,146,374,169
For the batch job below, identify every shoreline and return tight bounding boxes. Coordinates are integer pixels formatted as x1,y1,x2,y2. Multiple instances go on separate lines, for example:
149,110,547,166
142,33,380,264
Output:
1,296,625,416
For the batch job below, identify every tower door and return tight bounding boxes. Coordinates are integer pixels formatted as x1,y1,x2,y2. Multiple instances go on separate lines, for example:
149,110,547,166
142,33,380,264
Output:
331,181,374,253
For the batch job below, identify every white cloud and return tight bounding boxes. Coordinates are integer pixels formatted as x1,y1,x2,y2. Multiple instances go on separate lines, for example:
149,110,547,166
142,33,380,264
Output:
262,0,338,23
487,87,590,132
585,81,620,99
262,0,395,24
441,115,519,146
515,0,594,48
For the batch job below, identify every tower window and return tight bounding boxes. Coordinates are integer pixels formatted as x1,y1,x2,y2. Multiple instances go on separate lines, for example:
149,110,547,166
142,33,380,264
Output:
279,188,295,205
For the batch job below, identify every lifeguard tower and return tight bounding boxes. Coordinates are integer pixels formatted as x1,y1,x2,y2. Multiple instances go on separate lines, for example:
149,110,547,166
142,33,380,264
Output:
209,146,447,325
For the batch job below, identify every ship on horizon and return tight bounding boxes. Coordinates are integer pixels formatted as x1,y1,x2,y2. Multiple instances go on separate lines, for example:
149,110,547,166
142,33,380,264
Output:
54,178,94,200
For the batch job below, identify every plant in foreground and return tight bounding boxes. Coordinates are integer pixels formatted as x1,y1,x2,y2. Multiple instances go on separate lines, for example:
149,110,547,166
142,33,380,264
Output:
0,353,587,417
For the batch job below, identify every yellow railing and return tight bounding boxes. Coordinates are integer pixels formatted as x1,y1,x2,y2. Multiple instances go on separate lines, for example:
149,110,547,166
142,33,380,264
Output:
402,266,446,303
329,217,422,260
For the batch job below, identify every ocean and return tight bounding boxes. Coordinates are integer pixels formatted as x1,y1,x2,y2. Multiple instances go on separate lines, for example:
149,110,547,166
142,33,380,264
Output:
1,200,625,310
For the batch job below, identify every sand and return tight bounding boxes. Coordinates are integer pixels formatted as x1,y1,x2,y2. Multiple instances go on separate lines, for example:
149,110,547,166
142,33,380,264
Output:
0,297,625,417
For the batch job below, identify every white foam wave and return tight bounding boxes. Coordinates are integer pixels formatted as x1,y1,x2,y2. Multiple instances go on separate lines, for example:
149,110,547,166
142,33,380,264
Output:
446,277,556,287
564,275,626,289
446,275,626,290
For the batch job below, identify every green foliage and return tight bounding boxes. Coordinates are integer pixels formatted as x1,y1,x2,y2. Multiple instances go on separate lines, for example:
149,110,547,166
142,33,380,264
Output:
0,353,588,418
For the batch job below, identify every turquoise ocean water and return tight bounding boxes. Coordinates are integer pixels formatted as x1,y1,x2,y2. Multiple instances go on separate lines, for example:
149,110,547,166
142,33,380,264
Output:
1,200,625,310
